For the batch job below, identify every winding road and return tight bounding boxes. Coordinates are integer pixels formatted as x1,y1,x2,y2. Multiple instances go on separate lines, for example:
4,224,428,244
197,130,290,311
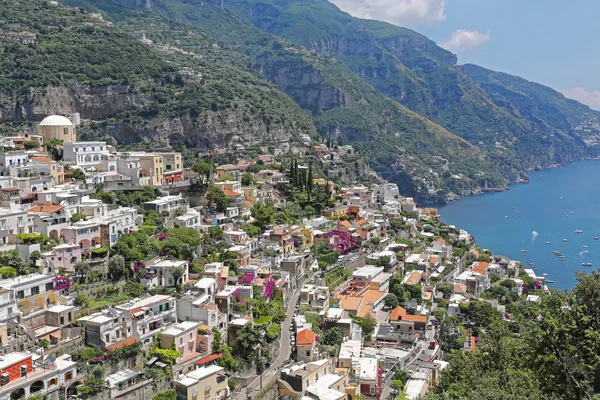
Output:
234,288,301,400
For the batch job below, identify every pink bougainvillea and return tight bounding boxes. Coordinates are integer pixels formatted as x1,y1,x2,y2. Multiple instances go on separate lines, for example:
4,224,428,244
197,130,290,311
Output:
238,273,254,284
53,276,71,292
264,279,275,299
316,229,357,255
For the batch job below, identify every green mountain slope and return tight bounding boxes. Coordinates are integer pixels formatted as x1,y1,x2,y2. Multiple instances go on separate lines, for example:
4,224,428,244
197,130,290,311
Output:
52,0,508,200
223,0,600,175
0,0,317,150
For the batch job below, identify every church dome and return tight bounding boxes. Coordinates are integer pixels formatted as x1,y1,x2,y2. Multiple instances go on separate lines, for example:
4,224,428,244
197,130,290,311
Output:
39,115,73,126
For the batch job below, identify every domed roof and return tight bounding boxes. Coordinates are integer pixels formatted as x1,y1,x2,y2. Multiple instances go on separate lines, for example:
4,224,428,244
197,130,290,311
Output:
39,115,73,127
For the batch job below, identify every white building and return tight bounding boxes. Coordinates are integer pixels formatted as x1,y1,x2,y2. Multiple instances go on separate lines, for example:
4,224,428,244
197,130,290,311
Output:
143,194,186,215
141,259,189,289
63,141,110,168
115,295,177,348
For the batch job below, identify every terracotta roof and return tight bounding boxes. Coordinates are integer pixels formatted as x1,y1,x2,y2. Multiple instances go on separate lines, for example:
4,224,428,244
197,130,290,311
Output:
106,337,140,352
33,156,54,163
429,257,439,264
405,271,422,286
27,205,64,213
470,336,477,352
296,329,317,346
471,250,480,256
223,189,242,197
2,188,20,192
339,296,363,311
363,290,386,304
339,220,352,228
195,353,222,365
435,238,445,243
472,262,489,274
357,303,374,318
390,306,406,321
216,164,239,171
454,283,467,294
401,314,427,323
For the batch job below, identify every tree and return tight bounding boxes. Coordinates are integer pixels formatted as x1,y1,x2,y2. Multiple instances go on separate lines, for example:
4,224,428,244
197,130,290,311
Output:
124,281,145,297
265,324,281,342
206,185,230,212
241,172,254,186
24,140,40,150
108,255,126,279
74,261,90,282
250,202,276,230
355,313,377,334
169,266,185,286
208,226,224,241
321,327,343,346
242,224,261,237
191,161,211,185
70,168,86,181
376,255,392,271
234,324,263,361
370,237,381,246
152,390,177,400
436,282,454,298
469,300,500,327
74,293,89,308
384,293,399,309
0,266,16,278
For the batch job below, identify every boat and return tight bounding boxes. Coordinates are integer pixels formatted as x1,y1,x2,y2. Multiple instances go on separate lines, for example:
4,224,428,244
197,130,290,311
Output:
546,280,555,283
553,250,562,256
543,273,549,276
546,241,551,244
595,237,599,240
558,256,565,261
563,239,568,242
575,229,583,233
583,245,589,248
582,262,592,266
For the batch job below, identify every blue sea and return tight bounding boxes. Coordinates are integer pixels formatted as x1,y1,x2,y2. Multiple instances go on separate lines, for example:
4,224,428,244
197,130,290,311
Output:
437,160,600,290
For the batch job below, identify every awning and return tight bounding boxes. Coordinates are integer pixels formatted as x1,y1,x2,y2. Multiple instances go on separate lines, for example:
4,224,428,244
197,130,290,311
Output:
132,310,144,318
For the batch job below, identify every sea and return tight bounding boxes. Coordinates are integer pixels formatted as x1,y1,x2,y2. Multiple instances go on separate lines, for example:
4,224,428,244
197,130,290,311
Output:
436,160,600,290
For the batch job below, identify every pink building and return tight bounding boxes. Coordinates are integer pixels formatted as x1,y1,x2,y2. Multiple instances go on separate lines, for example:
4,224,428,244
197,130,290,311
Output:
61,221,102,253
44,243,83,272
160,321,200,363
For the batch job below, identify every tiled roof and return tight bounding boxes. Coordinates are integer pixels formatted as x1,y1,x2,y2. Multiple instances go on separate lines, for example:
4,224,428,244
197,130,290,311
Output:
390,306,407,321
223,189,242,197
106,337,140,352
472,262,489,274
33,156,54,163
402,314,427,323
297,329,317,346
339,296,363,311
27,205,64,213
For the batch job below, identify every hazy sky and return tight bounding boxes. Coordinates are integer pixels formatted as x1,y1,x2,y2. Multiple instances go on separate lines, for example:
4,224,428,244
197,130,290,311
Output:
328,0,600,110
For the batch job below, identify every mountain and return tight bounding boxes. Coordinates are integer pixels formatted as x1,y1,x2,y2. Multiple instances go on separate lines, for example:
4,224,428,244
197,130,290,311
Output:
221,0,600,175
0,0,317,152
3,0,598,203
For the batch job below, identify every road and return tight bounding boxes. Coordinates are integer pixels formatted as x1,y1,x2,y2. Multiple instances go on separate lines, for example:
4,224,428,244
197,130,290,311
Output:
234,288,302,400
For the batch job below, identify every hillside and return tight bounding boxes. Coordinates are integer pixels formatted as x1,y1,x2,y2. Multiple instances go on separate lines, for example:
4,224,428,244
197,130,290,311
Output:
11,0,507,202
0,0,317,151
223,0,600,175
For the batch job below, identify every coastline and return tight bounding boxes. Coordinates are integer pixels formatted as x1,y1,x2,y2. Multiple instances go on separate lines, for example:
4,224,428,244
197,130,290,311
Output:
439,157,599,204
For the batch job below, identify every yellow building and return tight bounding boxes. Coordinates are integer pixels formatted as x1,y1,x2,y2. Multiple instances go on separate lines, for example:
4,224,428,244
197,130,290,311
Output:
160,152,184,184
37,115,76,143
32,156,64,185
175,365,229,400
139,155,164,186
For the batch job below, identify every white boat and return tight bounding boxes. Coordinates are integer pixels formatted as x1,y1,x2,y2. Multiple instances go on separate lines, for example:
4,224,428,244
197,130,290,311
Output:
546,241,551,244
563,239,568,242
582,262,592,267
575,229,583,233
583,246,588,248
595,237,599,240
543,273,549,276
546,280,555,283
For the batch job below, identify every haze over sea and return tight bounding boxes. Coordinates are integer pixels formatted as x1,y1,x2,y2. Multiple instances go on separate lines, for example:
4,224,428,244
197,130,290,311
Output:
437,160,600,290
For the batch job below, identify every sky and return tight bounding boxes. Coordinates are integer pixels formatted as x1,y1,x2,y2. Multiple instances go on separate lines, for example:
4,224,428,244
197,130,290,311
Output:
328,0,600,110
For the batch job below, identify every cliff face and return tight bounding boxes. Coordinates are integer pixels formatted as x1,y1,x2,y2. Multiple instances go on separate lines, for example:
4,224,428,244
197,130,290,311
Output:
0,85,146,123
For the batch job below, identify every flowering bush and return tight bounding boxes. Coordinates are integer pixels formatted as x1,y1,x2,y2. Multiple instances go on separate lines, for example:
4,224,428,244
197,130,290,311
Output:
264,279,275,299
158,233,167,241
238,273,254,284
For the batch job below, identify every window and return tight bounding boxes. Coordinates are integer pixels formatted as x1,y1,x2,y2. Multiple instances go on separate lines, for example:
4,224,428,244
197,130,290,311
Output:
17,291,24,299
306,351,310,356
63,128,69,135
105,334,110,342
179,337,183,345
31,286,40,295
46,283,54,291
166,164,172,170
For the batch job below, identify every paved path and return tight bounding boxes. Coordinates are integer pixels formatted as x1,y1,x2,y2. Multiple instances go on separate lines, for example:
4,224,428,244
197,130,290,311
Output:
234,288,301,400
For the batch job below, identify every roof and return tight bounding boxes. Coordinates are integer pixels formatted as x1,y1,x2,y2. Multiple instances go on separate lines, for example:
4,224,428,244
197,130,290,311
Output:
363,290,386,304
402,314,427,323
106,337,140,352
39,115,73,126
33,156,54,163
2,188,20,192
472,262,489,274
390,306,407,321
216,164,240,171
435,238,445,243
28,204,64,213
195,353,222,365
296,329,317,345
405,271,422,286
339,296,363,311
454,283,467,294
223,189,242,197
339,220,352,228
